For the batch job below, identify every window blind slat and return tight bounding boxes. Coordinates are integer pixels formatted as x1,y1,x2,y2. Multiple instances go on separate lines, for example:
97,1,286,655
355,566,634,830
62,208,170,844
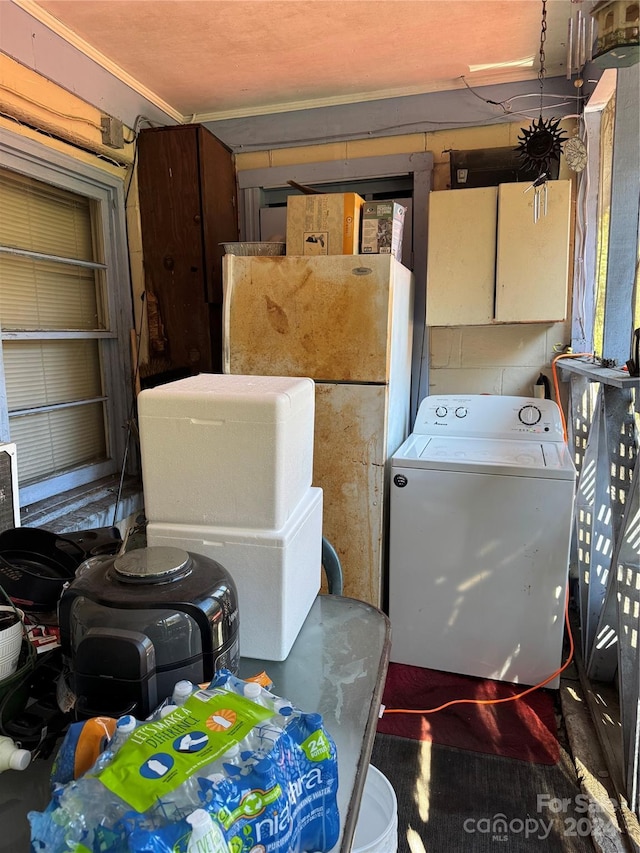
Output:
9,403,106,484
4,340,102,410
0,168,93,261
0,256,99,330
0,164,110,491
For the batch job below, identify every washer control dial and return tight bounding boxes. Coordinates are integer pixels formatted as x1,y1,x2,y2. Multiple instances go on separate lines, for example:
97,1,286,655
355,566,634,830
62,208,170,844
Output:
518,404,542,426
455,406,468,419
435,406,448,418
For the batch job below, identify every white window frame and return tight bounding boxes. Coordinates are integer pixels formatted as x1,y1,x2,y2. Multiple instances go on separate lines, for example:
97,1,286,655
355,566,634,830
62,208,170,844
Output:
0,127,134,508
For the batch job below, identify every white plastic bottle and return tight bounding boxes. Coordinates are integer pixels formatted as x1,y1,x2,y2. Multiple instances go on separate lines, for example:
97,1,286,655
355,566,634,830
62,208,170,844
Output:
221,742,240,762
172,680,194,706
111,714,137,748
273,696,295,726
242,681,264,702
242,681,274,710
0,735,30,772
186,808,228,852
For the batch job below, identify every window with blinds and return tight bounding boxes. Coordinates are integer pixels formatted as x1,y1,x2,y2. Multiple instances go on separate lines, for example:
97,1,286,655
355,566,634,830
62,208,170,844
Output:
0,163,123,504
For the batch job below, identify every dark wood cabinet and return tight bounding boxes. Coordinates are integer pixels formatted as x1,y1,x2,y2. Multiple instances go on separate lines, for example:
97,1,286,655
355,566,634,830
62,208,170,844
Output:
137,124,238,379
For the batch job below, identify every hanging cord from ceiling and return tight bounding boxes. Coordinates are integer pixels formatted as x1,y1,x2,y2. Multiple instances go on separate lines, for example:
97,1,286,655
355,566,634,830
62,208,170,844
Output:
458,75,577,121
538,0,548,117
513,0,569,183
572,114,591,345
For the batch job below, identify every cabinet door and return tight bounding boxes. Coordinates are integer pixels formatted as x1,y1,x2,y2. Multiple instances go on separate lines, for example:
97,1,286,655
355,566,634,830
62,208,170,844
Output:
495,180,572,322
138,125,237,377
223,255,408,383
198,126,238,370
426,187,497,326
138,126,214,374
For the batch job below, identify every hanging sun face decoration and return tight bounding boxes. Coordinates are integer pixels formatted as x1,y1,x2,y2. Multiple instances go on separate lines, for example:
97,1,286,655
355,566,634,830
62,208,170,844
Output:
515,0,569,178
516,116,568,176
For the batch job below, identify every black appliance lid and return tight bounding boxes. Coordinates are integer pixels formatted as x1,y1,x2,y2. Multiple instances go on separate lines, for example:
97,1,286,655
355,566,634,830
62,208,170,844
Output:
111,546,191,584
58,546,239,662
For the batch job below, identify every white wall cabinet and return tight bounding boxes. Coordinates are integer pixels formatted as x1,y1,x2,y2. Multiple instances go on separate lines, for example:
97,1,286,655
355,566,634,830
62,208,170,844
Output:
426,180,572,325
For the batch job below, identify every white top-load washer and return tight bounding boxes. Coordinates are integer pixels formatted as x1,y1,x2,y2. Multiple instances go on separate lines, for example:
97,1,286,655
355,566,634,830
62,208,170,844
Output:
388,394,576,688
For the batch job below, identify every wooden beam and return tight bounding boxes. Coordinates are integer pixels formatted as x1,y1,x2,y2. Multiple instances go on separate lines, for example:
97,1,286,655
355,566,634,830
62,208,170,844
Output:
0,54,135,166
602,67,640,364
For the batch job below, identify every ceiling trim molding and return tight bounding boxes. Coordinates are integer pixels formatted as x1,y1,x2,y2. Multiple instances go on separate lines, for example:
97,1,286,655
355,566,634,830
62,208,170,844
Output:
12,0,184,124
190,70,545,123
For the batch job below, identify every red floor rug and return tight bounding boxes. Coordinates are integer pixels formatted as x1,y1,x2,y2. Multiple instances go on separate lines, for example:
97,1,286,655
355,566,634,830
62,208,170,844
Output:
377,662,559,765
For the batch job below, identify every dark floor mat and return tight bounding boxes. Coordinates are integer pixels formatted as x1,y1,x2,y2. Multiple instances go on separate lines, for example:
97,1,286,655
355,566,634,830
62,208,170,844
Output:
371,733,595,852
378,662,559,764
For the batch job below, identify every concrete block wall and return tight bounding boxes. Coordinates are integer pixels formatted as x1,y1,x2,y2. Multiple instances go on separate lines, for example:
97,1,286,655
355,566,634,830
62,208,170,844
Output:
235,118,577,404
429,323,571,403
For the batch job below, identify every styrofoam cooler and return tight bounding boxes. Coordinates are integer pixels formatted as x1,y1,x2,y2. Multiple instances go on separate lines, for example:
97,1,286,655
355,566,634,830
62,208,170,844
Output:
147,487,323,661
138,374,315,529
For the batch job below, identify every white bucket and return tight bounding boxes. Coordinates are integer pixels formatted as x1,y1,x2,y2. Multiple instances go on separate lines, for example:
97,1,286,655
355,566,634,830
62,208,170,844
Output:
352,764,398,853
0,606,24,679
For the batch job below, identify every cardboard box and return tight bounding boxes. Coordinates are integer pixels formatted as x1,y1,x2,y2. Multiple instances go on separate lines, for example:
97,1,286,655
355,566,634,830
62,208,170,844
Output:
286,192,364,255
360,201,406,260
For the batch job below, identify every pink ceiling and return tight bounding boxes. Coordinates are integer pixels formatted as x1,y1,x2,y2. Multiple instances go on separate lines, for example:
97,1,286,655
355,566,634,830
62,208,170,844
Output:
32,0,583,118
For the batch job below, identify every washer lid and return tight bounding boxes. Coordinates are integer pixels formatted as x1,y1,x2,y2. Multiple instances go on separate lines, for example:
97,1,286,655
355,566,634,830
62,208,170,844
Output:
392,435,575,478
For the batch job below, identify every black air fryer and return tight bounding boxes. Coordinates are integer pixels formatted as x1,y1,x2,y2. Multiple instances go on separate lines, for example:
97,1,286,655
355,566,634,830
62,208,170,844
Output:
58,546,239,719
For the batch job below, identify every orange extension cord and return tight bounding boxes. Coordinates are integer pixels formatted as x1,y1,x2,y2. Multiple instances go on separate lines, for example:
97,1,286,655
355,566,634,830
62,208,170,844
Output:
383,591,575,717
550,351,593,441
383,352,591,718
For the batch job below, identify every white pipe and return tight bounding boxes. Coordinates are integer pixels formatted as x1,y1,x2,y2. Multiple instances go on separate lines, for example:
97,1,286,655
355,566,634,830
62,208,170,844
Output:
0,736,31,772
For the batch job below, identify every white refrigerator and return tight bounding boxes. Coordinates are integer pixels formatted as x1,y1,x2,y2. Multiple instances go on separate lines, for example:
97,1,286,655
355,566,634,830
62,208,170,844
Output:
222,254,414,608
